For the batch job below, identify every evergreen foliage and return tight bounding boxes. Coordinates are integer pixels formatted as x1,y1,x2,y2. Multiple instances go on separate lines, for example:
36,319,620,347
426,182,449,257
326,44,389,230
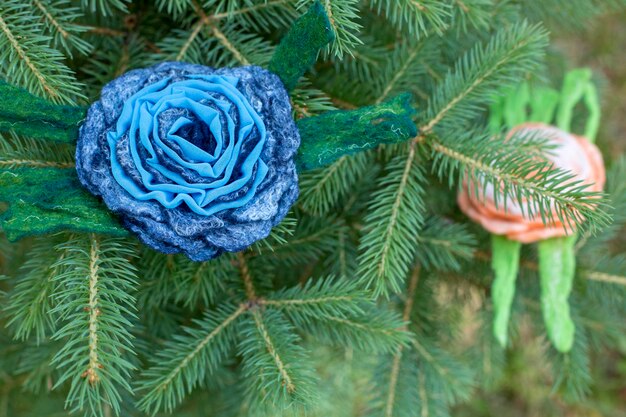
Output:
0,1,625,417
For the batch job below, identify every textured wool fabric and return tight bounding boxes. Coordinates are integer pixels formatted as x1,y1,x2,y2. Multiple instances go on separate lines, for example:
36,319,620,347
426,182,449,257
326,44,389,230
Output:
77,62,299,261
458,123,605,243
268,0,334,91
0,81,85,143
0,167,127,241
295,93,418,171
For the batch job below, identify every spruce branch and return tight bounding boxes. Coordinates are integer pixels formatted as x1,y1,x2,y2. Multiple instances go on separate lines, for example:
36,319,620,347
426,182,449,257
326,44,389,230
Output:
415,216,476,271
586,271,626,286
137,251,233,310
370,270,474,416
358,145,426,296
50,235,138,417
251,310,296,395
29,0,92,57
237,252,258,300
550,326,592,402
375,42,424,104
238,309,318,410
205,0,298,32
0,3,84,104
236,253,318,409
81,35,150,99
383,265,420,417
291,81,336,119
209,24,251,65
299,152,370,216
264,276,371,321
155,0,194,18
420,21,549,132
157,1,276,67
300,307,409,353
0,132,75,169
410,337,475,411
369,0,451,36
176,19,207,62
251,214,297,254
449,0,492,32
291,78,337,120
576,157,626,252
4,237,66,342
136,303,245,414
79,0,128,16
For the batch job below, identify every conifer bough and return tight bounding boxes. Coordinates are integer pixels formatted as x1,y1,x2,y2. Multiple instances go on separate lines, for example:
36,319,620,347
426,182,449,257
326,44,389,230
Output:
0,1,624,417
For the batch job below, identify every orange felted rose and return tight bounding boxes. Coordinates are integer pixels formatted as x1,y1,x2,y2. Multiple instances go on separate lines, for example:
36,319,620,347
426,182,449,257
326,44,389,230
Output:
457,122,606,243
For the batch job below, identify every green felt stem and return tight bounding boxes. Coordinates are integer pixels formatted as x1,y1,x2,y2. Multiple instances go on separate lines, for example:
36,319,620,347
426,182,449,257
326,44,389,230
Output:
0,81,85,143
295,93,418,171
556,68,592,133
583,82,600,143
0,167,127,240
503,83,530,127
268,1,334,92
538,236,576,353
491,235,521,347
488,95,505,134
529,87,560,124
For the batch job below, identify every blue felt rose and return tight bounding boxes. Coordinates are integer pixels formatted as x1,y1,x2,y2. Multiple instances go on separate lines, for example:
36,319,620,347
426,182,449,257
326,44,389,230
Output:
76,62,299,261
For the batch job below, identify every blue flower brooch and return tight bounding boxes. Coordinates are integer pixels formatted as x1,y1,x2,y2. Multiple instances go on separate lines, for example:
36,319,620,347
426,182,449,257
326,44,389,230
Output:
78,64,299,260
0,2,417,261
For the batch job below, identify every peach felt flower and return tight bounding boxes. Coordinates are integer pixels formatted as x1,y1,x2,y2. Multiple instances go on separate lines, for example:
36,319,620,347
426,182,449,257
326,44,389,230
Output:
457,122,605,243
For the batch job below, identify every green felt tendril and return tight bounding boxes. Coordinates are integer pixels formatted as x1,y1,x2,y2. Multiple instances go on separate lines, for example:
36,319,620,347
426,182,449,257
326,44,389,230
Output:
491,235,521,347
488,95,505,134
538,236,576,352
583,83,600,143
268,1,334,92
555,68,594,135
295,93,418,171
503,83,530,127
0,81,85,143
529,87,560,124
552,68,600,142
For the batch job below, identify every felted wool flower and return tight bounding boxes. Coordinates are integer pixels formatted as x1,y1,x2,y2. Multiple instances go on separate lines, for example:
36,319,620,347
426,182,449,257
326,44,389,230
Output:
458,123,605,243
76,62,299,261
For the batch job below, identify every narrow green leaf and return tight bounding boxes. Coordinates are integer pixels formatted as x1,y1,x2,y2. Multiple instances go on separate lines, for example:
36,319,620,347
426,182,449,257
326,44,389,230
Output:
491,234,521,347
538,236,577,352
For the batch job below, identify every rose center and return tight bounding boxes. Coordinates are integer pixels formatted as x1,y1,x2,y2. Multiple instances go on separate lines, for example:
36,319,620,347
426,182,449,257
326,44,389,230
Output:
173,114,217,155
159,108,220,159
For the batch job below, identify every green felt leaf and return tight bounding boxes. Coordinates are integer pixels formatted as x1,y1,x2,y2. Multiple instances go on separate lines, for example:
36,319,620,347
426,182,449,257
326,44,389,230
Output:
268,1,335,91
491,235,521,347
538,236,576,353
296,93,418,171
0,80,85,143
503,83,530,127
0,167,127,240
556,69,592,132
529,87,560,124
